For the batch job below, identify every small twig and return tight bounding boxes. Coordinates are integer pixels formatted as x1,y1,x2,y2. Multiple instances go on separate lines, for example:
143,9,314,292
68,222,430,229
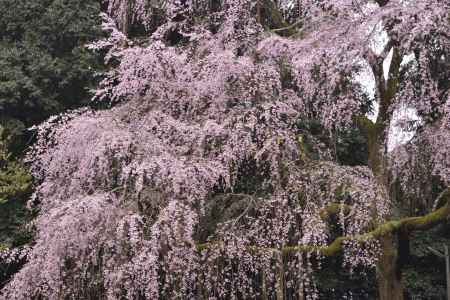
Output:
230,196,257,228
428,246,444,258
272,18,304,33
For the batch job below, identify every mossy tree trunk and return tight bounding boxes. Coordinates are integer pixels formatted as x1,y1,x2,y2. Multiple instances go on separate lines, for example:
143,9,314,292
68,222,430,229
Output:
377,234,405,300
367,133,405,300
365,44,404,300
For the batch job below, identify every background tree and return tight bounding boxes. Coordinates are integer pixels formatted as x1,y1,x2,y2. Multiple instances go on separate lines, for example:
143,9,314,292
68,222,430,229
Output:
0,0,102,152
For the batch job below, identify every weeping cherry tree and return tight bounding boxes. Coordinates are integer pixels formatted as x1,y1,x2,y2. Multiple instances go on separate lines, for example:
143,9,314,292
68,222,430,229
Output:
1,0,450,299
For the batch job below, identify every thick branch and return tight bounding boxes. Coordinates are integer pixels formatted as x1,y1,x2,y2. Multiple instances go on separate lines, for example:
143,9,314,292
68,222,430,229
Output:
197,188,450,257
364,48,385,97
354,114,376,136
377,47,401,126
363,45,402,176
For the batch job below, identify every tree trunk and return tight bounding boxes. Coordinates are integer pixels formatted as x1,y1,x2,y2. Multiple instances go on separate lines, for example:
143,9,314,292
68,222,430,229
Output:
276,251,285,300
377,234,404,300
366,133,404,299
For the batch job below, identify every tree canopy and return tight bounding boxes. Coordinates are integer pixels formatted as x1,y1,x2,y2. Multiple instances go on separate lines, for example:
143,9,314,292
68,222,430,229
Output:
1,1,449,299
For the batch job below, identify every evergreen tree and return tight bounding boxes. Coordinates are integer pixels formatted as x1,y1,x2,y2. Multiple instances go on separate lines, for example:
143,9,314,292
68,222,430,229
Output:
0,0,102,151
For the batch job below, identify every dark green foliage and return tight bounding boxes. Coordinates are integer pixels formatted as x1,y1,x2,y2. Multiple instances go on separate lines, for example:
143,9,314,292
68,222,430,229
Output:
0,194,32,248
316,257,377,299
296,119,369,166
0,0,103,139
196,193,254,242
335,127,369,166
403,225,450,299
0,124,33,251
0,143,33,249
0,158,32,205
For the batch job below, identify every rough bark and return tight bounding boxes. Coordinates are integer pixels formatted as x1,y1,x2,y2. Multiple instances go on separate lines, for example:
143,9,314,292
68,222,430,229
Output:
377,234,404,300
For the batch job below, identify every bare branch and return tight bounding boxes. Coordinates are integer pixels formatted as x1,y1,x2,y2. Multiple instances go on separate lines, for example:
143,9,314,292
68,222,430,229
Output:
271,18,303,34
